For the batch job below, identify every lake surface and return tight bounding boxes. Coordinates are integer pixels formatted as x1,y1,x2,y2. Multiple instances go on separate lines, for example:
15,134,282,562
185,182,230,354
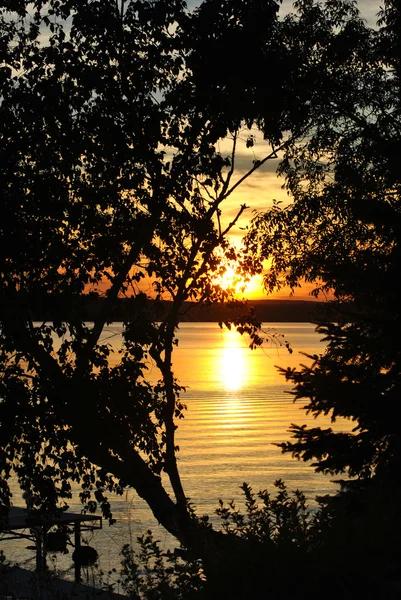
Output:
4,322,352,583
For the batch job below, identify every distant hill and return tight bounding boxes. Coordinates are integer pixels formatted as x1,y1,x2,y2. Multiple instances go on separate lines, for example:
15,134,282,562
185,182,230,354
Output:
78,297,326,323
21,295,328,323
178,299,326,323
83,297,327,323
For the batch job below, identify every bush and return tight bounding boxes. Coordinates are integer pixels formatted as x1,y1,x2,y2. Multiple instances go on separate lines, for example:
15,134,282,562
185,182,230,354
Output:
118,479,401,599
119,531,205,600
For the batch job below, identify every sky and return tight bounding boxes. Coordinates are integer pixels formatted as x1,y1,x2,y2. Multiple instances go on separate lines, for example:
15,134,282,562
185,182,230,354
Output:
209,0,383,301
212,134,285,300
21,0,383,303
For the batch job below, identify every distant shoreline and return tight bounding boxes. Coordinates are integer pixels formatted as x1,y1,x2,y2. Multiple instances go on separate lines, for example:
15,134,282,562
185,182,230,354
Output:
22,297,328,324
177,299,325,323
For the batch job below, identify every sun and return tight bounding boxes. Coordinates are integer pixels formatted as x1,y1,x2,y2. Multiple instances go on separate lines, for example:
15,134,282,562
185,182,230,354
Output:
213,264,263,299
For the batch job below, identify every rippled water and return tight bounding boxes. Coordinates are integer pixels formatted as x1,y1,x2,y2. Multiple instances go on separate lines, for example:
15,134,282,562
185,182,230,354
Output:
4,322,352,580
164,322,347,508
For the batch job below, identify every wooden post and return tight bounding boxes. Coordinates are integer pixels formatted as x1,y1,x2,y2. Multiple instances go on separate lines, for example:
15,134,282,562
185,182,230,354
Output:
35,528,42,572
34,526,46,573
74,521,81,583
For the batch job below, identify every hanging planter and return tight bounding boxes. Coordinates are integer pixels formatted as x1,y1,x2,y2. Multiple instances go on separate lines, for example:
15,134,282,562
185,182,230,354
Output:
72,545,98,567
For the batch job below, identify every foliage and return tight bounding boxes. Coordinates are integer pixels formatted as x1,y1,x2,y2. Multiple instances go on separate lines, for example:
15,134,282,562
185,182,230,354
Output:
0,0,310,548
119,532,205,600
245,0,401,481
116,481,312,599
117,479,401,599
216,480,309,546
3,0,399,580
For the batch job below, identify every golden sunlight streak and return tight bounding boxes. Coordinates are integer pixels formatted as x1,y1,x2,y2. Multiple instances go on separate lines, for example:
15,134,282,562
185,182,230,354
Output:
221,346,245,391
220,328,248,391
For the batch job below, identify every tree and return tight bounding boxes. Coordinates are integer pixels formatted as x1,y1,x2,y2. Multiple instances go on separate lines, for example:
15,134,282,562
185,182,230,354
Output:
246,0,401,481
0,0,311,558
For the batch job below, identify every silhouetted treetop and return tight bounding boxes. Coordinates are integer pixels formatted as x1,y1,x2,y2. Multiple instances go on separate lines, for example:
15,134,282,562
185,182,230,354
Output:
0,0,299,549
246,0,401,480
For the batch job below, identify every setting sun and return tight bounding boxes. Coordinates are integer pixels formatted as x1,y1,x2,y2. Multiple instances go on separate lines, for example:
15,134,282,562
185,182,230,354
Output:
213,265,263,299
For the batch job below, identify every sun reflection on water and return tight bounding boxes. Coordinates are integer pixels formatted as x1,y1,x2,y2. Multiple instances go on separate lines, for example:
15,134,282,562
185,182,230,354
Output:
221,346,245,391
220,328,248,391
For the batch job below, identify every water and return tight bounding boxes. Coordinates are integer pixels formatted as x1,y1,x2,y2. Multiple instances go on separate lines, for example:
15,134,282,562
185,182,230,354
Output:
2,322,351,583
162,322,349,508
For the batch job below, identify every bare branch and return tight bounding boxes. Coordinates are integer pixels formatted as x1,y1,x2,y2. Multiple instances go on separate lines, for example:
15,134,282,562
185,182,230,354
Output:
220,131,238,198
222,145,280,201
221,203,249,238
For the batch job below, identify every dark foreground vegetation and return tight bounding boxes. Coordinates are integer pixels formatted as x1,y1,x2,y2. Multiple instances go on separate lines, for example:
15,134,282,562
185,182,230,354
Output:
1,0,400,597
117,480,401,600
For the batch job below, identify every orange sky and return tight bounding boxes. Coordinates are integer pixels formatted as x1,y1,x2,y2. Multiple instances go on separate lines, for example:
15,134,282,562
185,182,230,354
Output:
118,130,320,303
214,131,315,302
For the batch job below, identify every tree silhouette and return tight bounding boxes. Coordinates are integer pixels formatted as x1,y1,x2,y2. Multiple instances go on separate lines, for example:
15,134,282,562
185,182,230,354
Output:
0,0,310,556
246,0,401,481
